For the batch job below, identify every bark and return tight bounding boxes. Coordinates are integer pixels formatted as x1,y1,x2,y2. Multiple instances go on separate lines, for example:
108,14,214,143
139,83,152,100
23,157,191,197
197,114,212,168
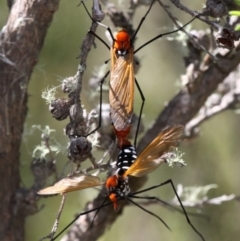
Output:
0,1,59,240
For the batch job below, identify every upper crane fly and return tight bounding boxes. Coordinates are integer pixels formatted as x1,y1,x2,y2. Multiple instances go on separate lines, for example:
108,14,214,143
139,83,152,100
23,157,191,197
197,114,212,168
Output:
81,0,199,145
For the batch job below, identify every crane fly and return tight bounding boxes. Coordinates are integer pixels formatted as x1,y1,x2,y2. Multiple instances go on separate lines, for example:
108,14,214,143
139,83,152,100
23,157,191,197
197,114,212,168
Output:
39,125,205,240
105,125,205,240
81,0,199,144
106,125,184,210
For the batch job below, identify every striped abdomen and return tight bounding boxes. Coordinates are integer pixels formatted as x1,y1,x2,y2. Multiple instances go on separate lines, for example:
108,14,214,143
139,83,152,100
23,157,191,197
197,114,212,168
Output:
116,145,137,175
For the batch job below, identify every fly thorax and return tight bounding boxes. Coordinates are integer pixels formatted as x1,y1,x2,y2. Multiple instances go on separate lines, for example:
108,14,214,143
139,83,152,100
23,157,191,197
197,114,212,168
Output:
116,145,137,175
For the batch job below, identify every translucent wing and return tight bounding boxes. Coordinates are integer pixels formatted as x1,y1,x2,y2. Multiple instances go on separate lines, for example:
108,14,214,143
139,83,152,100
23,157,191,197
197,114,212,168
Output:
37,175,103,195
124,125,184,177
109,48,134,131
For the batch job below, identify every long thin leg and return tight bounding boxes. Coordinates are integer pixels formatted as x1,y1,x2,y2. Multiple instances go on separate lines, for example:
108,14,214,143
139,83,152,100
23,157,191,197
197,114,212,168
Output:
131,0,156,42
126,197,171,231
51,201,112,241
81,0,115,41
89,196,110,229
133,78,145,147
88,30,110,50
85,70,110,137
129,195,209,221
130,179,205,241
134,14,199,54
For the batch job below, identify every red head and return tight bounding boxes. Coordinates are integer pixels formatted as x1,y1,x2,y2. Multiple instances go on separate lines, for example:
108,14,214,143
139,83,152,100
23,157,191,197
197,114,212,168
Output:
106,175,118,191
113,30,131,54
106,175,131,211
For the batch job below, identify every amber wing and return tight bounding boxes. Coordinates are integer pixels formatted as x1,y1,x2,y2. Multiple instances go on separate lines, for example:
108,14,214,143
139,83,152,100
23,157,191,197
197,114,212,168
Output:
37,175,103,195
109,48,134,131
124,125,184,177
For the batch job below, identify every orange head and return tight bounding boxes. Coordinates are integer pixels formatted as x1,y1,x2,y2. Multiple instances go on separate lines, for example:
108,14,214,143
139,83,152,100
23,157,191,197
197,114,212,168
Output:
113,30,131,55
106,175,118,192
106,175,131,210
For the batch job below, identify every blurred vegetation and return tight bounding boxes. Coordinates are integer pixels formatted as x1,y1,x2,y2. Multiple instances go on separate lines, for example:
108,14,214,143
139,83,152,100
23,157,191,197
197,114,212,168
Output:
1,0,240,241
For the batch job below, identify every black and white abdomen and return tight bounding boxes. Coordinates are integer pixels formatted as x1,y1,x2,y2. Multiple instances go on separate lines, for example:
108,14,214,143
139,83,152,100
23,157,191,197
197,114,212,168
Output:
116,145,137,175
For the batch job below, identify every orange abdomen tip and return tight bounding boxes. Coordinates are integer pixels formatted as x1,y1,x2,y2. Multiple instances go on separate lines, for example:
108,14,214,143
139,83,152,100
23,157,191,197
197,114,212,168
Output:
109,193,119,210
106,175,118,190
114,30,131,51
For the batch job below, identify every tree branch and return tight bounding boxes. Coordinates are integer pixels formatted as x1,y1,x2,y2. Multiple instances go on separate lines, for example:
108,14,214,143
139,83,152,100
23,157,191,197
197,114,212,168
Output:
0,1,60,240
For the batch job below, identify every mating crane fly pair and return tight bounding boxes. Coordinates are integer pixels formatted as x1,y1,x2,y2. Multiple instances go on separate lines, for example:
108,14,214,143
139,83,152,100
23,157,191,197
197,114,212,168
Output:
38,0,205,240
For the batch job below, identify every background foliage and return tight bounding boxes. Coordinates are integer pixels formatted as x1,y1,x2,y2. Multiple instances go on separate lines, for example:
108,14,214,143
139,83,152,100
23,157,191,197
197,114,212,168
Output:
1,0,239,240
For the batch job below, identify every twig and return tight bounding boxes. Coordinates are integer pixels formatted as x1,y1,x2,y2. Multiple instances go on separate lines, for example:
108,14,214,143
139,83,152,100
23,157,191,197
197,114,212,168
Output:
40,195,66,241
185,68,240,137
168,0,224,29
63,0,105,169
157,0,218,62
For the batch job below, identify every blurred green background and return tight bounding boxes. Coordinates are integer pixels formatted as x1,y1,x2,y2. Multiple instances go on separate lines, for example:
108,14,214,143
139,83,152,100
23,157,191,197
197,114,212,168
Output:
1,0,239,241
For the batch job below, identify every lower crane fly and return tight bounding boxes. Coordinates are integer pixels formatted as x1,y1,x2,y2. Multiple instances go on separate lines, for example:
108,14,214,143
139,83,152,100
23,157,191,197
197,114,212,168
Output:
38,125,205,241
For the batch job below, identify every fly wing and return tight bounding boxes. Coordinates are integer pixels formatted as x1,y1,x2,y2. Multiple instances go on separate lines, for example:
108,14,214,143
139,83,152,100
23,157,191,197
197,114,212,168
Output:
109,48,134,131
124,126,184,177
37,175,103,195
